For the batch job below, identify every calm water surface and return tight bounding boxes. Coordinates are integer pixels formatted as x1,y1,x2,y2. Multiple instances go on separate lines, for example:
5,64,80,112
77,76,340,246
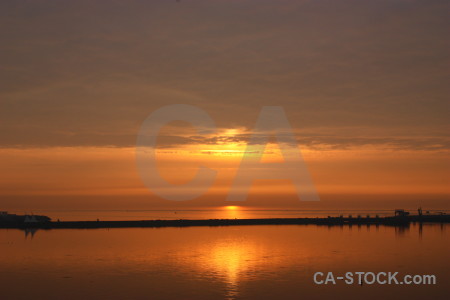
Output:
0,224,449,299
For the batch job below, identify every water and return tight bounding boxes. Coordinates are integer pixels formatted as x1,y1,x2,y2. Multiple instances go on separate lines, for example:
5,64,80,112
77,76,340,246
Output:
0,223,448,299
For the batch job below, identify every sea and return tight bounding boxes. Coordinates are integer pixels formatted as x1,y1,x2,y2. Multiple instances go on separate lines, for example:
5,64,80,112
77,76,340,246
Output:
0,208,449,299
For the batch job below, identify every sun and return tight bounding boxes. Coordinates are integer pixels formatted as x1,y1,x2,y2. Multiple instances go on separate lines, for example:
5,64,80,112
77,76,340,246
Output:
225,206,239,210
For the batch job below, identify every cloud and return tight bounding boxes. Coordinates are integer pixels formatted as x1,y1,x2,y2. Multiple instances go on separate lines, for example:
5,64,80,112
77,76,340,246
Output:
0,0,448,149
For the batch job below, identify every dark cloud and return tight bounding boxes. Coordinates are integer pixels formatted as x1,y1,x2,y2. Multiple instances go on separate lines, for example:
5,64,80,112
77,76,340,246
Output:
0,0,448,149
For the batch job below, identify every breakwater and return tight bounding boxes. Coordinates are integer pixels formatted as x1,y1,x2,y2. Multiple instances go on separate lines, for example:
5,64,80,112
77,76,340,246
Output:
1,214,449,229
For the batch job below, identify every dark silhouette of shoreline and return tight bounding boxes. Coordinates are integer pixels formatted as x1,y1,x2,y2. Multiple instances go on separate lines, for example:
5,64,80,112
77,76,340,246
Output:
1,214,449,230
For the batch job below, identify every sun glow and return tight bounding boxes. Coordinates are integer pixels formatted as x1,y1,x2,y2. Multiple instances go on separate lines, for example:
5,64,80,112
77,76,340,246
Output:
225,206,239,210
223,206,245,219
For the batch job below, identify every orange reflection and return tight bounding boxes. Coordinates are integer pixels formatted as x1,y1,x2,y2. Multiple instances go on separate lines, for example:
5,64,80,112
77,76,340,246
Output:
3,225,448,299
209,241,253,299
191,235,292,299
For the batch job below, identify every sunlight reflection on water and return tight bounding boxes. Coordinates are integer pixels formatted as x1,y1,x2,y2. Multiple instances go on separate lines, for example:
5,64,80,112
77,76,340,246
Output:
0,224,448,299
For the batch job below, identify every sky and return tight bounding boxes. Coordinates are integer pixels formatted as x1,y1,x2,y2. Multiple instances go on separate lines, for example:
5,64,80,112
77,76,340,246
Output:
1,0,449,210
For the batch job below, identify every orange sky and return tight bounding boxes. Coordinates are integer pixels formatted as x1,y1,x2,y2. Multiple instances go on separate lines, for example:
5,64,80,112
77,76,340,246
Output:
1,139,449,210
0,0,449,210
